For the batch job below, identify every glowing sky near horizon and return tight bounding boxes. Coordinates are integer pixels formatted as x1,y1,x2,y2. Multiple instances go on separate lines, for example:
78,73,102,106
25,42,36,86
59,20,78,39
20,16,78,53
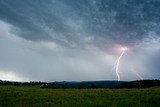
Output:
0,0,160,81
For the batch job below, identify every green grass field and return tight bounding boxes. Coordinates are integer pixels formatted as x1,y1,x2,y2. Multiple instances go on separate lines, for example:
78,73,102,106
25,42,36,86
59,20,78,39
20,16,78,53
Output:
0,86,160,107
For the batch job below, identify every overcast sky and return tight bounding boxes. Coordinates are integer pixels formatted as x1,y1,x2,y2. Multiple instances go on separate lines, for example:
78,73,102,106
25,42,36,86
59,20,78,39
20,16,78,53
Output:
0,0,160,82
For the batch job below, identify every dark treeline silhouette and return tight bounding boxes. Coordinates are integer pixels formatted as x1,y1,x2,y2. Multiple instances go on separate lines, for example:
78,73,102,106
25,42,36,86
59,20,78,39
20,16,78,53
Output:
0,80,45,86
0,80,160,89
41,81,127,89
118,80,160,88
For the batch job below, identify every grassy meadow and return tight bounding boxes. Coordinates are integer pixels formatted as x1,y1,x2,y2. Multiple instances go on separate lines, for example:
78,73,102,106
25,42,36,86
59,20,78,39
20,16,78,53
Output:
0,86,160,107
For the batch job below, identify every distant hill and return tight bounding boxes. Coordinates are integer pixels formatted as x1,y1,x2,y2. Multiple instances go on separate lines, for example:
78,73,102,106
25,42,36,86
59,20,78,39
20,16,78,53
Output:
44,81,128,89
0,80,160,89
119,80,160,88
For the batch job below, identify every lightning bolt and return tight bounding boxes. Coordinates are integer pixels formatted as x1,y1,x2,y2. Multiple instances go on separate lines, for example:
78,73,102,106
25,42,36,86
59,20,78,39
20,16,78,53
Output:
112,47,143,81
131,66,143,80
115,47,126,81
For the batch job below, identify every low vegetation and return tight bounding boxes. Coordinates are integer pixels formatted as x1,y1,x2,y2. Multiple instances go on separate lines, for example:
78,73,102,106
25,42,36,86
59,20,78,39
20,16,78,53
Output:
0,85,160,107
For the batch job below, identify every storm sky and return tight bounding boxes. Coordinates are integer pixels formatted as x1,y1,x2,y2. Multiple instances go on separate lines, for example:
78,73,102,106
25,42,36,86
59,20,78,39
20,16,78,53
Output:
0,0,160,81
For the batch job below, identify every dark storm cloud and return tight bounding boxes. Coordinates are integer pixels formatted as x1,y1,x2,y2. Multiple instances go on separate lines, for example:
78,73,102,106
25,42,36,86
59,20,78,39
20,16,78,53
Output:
0,0,160,81
0,0,160,47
